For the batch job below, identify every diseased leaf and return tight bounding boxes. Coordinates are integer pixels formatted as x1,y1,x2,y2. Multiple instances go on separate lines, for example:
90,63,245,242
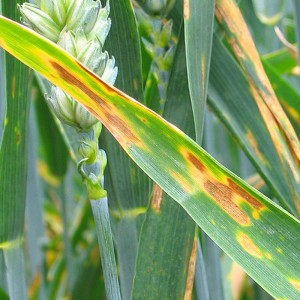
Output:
216,0,300,171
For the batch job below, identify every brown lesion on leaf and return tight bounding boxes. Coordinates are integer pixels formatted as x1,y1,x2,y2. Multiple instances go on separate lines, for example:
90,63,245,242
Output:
204,180,251,225
15,127,21,145
50,60,141,147
184,238,197,300
184,0,190,20
151,183,164,212
184,149,264,224
217,0,300,167
228,179,265,210
186,151,206,172
237,232,263,258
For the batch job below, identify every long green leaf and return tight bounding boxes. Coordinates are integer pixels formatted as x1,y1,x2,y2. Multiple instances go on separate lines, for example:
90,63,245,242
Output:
132,29,196,299
1,17,300,299
0,3,30,300
184,0,214,143
0,3,30,245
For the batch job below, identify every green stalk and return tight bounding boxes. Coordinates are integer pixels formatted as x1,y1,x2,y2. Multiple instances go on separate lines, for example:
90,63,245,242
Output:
4,246,27,300
90,198,121,300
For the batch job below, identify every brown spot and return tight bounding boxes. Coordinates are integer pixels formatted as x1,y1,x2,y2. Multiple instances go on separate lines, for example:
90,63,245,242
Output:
184,239,197,300
290,279,300,291
184,0,190,19
141,117,147,123
228,179,265,210
50,61,140,144
15,128,21,145
187,152,206,172
204,180,250,225
237,232,262,258
51,60,106,105
151,183,164,212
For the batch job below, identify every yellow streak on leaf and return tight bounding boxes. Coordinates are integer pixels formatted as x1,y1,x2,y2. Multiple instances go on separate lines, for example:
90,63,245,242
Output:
184,0,190,20
237,232,263,258
151,183,164,212
38,160,60,187
0,238,23,249
15,127,21,145
290,279,300,291
281,101,300,126
184,238,197,300
246,130,268,166
250,86,300,184
29,272,41,298
111,207,147,219
276,247,283,254
172,171,195,195
252,210,260,220
265,252,273,260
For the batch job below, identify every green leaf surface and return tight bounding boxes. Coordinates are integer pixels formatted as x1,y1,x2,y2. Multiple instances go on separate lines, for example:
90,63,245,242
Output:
132,30,196,300
132,191,195,300
194,240,210,300
0,3,30,300
262,47,297,74
1,17,300,299
184,0,214,142
0,3,30,245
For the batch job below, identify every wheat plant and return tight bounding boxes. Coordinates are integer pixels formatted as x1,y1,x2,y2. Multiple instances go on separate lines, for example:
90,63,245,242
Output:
0,0,300,299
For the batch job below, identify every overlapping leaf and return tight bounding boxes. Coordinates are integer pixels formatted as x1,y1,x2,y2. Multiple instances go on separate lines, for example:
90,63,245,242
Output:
215,0,300,214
